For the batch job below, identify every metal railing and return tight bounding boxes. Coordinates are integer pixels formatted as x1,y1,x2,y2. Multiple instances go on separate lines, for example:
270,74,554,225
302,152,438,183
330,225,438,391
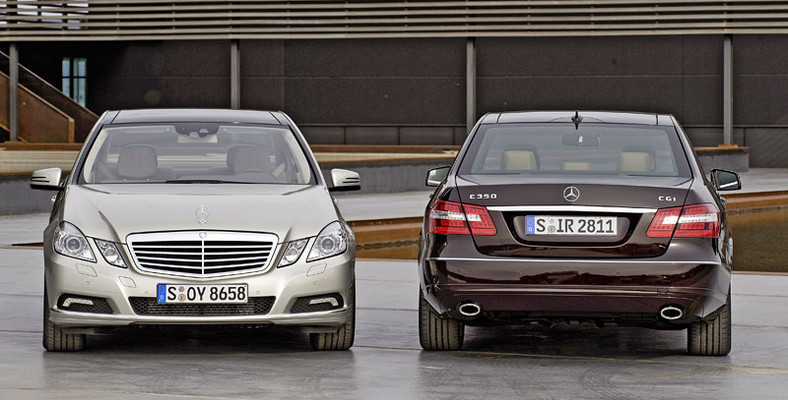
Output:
2,1,788,41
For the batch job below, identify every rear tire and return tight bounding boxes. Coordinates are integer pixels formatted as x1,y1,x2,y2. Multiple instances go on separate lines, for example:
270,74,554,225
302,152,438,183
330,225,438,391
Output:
309,289,355,351
687,290,731,356
43,291,85,352
419,290,464,351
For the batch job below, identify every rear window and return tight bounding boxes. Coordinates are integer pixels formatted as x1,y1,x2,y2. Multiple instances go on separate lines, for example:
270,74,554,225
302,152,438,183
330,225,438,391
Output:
458,123,690,178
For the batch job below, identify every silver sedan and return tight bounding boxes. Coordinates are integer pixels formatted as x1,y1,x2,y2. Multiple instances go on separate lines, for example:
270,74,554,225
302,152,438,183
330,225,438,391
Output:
31,109,360,351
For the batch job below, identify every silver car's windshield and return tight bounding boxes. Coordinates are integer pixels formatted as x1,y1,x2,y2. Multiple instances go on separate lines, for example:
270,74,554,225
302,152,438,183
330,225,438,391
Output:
80,124,315,184
458,123,691,178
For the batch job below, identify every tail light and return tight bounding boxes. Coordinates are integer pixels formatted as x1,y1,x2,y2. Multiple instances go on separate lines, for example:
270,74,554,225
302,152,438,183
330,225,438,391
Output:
429,200,497,236
647,203,720,238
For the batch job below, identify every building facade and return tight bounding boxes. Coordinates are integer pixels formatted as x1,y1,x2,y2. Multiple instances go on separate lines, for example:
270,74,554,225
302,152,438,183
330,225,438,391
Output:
2,1,788,167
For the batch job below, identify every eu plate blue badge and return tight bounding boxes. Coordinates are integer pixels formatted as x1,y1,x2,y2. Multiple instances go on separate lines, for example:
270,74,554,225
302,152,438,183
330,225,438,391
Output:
157,284,167,303
526,216,535,235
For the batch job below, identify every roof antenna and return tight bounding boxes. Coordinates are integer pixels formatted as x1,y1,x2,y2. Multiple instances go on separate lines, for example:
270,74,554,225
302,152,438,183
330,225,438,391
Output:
571,111,583,130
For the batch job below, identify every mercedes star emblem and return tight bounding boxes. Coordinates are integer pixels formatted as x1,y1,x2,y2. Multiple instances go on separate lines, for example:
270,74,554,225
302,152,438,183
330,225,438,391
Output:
563,186,580,202
195,206,209,224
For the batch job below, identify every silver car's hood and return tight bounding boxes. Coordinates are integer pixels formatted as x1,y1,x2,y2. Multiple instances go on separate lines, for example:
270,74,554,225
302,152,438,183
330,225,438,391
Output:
61,184,340,243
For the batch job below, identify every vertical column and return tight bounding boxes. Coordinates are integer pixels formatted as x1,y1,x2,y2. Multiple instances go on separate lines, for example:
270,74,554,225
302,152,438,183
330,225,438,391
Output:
723,35,733,145
9,43,19,141
230,40,241,109
466,38,476,140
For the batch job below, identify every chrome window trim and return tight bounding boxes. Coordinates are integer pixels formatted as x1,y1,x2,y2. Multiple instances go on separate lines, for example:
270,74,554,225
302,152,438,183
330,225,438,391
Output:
486,205,657,214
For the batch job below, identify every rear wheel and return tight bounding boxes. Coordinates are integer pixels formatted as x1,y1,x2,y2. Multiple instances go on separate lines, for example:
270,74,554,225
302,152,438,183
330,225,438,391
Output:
419,290,464,351
43,290,85,352
309,289,355,351
687,290,731,356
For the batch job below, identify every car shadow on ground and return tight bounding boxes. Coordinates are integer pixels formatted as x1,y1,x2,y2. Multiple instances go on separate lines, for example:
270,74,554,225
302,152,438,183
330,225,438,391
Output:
458,323,690,358
74,325,327,354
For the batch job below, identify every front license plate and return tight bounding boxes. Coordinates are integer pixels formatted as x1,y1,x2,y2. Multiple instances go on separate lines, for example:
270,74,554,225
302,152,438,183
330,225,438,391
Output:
157,284,248,304
525,215,618,236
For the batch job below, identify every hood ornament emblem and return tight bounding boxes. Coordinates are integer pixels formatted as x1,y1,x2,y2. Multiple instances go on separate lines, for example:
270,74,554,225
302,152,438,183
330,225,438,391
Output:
195,206,209,224
563,186,580,203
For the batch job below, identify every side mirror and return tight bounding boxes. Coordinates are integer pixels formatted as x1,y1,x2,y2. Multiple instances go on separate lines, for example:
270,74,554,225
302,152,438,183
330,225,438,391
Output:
426,166,450,187
711,169,741,191
329,169,361,192
30,168,64,191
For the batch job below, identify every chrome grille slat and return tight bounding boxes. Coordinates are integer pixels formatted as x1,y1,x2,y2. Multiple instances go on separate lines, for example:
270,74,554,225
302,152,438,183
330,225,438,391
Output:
135,249,202,257
127,231,278,277
202,262,267,270
202,255,270,263
204,245,273,249
136,256,204,263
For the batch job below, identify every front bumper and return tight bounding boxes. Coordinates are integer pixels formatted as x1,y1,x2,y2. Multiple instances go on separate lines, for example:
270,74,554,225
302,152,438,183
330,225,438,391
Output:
44,242,355,330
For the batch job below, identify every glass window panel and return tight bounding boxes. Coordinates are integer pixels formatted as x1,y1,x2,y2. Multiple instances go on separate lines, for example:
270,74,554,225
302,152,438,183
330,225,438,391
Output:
75,78,86,106
61,58,71,77
75,58,86,77
61,78,71,97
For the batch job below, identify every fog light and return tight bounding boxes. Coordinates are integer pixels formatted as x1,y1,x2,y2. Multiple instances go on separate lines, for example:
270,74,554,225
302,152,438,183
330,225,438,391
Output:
62,298,95,308
309,297,339,307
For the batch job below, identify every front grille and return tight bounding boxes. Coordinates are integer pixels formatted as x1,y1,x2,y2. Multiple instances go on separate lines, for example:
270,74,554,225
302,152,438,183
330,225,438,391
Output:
127,231,277,277
290,293,344,314
129,296,275,316
57,294,114,314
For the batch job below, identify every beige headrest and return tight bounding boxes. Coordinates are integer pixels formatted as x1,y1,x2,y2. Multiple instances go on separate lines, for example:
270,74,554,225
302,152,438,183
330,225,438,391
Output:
561,161,592,171
502,150,537,171
619,152,655,172
117,145,158,179
231,145,272,174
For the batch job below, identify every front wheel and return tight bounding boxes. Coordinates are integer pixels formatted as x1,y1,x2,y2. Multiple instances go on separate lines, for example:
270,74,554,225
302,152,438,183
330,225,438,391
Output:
687,290,731,356
419,290,464,351
43,290,85,352
309,290,355,351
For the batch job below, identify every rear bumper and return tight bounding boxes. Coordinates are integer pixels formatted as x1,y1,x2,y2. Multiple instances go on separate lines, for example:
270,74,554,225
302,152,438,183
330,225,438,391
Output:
421,254,730,327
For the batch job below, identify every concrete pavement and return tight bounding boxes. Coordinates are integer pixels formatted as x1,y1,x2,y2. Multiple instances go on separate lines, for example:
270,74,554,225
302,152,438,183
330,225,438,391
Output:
1,248,788,399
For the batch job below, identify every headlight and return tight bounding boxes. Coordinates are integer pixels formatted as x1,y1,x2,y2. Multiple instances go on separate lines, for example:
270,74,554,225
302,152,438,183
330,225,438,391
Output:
53,222,96,262
278,239,308,267
95,239,126,268
307,221,348,261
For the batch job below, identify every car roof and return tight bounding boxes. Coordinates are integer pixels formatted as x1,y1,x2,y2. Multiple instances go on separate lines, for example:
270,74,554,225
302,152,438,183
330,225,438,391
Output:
107,109,288,125
483,111,674,126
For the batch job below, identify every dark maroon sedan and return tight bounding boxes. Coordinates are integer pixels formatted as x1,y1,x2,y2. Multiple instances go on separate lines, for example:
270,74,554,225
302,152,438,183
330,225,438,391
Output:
418,111,740,355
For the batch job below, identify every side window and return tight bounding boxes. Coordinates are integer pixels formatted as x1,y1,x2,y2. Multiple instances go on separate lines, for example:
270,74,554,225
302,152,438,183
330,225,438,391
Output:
62,57,87,106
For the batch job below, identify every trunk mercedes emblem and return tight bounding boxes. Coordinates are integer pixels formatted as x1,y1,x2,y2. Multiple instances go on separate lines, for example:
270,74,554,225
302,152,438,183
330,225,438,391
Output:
563,186,580,202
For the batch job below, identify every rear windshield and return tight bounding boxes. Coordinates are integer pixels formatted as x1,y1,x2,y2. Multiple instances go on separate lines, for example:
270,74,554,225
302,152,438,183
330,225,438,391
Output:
458,123,691,178
78,123,315,185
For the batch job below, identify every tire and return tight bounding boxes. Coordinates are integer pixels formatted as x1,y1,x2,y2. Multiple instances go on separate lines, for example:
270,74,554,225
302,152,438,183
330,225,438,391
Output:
419,290,464,351
309,290,355,351
43,290,86,352
687,290,731,356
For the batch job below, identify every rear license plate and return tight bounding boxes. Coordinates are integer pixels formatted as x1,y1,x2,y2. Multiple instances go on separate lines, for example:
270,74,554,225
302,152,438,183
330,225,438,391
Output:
525,216,617,236
157,284,248,304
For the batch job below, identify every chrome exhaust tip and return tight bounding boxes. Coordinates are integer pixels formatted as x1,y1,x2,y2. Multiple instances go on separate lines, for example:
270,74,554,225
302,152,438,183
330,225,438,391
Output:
458,302,481,317
660,305,683,321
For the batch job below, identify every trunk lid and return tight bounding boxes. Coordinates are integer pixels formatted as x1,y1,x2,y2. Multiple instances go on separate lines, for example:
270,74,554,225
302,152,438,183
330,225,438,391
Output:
455,175,693,258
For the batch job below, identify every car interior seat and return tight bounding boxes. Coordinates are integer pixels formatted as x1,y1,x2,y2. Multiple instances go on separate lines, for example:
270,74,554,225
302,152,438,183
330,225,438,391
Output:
619,148,656,173
501,145,539,172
